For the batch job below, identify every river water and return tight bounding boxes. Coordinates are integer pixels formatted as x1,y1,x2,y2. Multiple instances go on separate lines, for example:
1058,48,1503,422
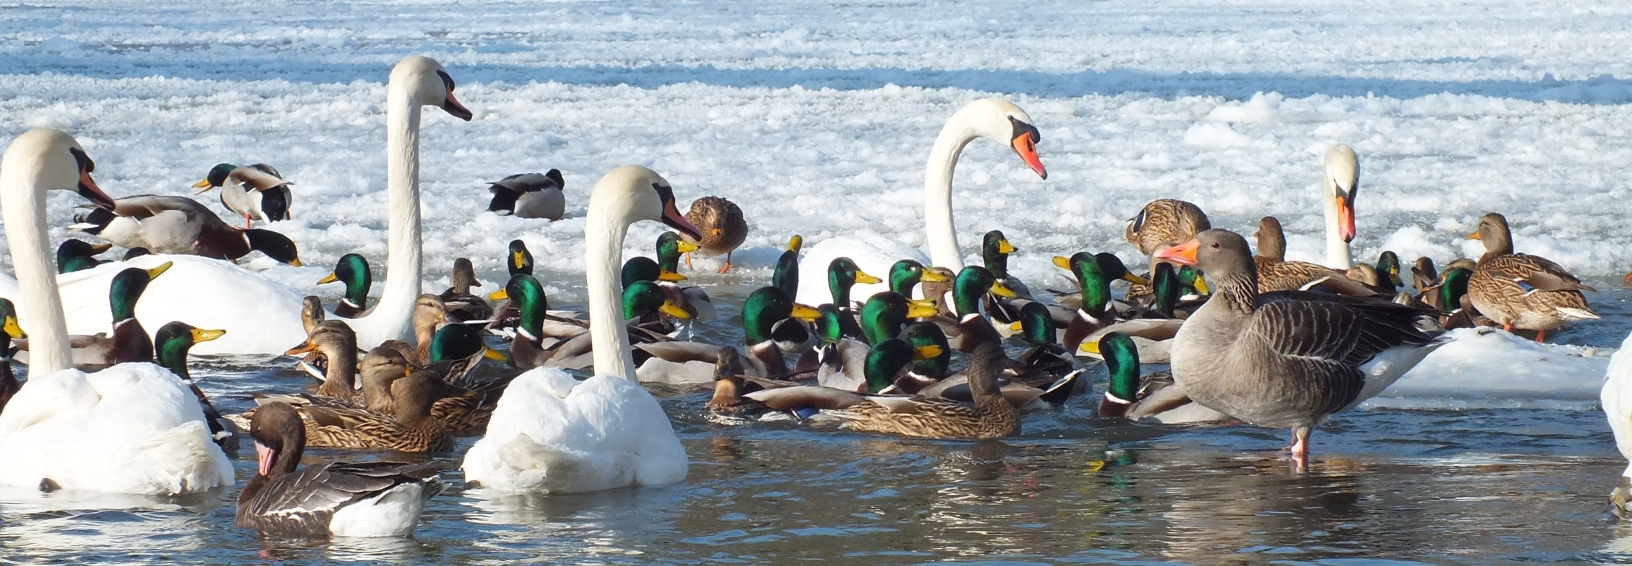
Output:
1,282,1628,565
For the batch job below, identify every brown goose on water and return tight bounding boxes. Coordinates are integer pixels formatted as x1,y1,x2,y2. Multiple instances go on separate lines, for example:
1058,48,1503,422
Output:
237,402,444,538
1158,229,1443,469
1466,212,1597,342
1125,198,1211,256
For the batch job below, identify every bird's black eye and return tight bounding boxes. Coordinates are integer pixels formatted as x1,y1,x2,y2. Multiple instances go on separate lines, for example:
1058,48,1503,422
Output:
436,70,456,93
1008,116,1041,144
69,147,94,173
1210,242,1220,249
651,182,676,205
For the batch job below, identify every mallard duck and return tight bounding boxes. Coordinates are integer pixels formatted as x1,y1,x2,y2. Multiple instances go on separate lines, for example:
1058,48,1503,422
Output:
1091,332,1230,424
1050,253,1132,351
1466,212,1597,341
318,253,372,318
0,129,233,494
56,239,110,274
423,322,506,388
1322,144,1361,269
918,266,959,316
486,170,564,220
653,231,715,319
17,262,173,368
297,367,455,453
1007,301,1079,399
1159,229,1442,469
741,286,822,377
193,163,293,229
495,273,725,384
679,195,748,274
811,341,1019,439
772,235,802,297
1251,216,1372,295
886,259,951,299
71,194,303,265
900,320,1077,409
1434,267,1492,329
440,258,493,322
0,299,22,414
285,320,364,400
824,257,882,338
981,230,1030,298
734,337,935,415
1125,199,1210,256
1070,262,1188,365
796,99,1047,305
860,291,940,346
1048,252,1147,316
922,265,1016,350
461,165,696,494
153,321,237,449
1363,251,1404,294
301,295,326,336
486,239,535,332
237,401,444,538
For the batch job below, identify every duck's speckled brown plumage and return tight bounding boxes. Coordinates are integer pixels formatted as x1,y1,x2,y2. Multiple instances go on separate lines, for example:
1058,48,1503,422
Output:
1253,216,1371,295
820,342,1019,439
1126,199,1211,256
300,370,454,453
681,196,748,255
1466,213,1597,333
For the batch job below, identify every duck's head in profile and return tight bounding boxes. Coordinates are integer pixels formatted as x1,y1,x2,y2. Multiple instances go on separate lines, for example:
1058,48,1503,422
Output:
3,129,117,210
393,56,473,121
243,228,303,266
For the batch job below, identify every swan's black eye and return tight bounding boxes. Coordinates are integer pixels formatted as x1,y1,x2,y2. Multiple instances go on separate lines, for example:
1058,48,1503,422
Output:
651,182,675,205
436,70,456,93
1008,116,1041,143
69,147,94,173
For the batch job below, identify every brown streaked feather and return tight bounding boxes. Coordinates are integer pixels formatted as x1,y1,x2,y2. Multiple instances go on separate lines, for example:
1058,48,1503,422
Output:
681,196,748,255
1125,199,1211,256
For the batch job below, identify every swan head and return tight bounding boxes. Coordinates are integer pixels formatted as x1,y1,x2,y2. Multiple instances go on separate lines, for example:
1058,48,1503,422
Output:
2,129,117,210
959,98,1047,180
392,56,474,121
588,165,703,241
1324,144,1360,243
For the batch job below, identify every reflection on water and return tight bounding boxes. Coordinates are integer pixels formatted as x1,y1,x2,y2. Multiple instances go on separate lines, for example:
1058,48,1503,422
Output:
0,288,1628,563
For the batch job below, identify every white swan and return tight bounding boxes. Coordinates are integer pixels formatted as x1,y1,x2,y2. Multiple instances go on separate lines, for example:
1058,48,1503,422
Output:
462,166,696,493
794,98,1046,304
0,129,233,495
1602,333,1632,517
0,56,472,355
1322,144,1359,270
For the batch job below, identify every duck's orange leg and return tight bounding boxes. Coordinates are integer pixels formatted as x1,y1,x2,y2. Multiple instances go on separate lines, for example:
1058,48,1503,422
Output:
1535,328,1547,343
717,251,733,274
684,252,693,270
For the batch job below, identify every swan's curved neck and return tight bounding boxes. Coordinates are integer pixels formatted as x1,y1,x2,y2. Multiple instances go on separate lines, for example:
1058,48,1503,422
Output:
1,166,71,373
924,115,979,271
585,201,636,379
1323,196,1351,269
360,79,425,344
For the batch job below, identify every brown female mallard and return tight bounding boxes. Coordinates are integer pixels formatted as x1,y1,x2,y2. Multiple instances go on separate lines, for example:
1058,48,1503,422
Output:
1466,212,1597,341
811,341,1019,439
1252,216,1373,296
298,367,455,453
1125,199,1210,256
679,196,748,273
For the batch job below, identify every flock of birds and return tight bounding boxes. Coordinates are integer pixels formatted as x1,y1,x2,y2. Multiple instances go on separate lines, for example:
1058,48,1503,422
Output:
0,54,1625,542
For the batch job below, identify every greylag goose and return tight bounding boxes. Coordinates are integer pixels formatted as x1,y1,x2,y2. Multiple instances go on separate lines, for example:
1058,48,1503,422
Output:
1466,212,1596,342
1158,229,1443,469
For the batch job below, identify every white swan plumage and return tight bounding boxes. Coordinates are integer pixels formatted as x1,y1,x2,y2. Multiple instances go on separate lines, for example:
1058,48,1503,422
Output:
0,56,473,355
795,98,1047,305
0,129,233,495
461,165,696,493
1321,144,1359,270
1601,331,1632,516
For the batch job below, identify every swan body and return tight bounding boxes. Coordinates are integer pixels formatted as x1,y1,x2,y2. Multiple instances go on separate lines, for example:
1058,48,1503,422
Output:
0,129,232,495
795,98,1046,304
0,57,473,355
462,165,698,493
